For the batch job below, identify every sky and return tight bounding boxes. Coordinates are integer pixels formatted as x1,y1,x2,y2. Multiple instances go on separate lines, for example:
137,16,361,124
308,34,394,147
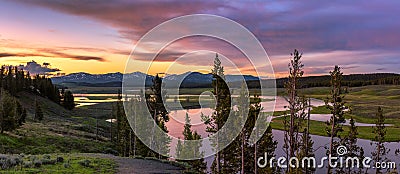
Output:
0,0,399,78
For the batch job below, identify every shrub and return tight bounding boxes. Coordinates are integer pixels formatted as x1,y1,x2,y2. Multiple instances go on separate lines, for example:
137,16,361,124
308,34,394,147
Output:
0,155,7,161
78,159,91,167
56,156,64,163
23,161,33,168
63,162,71,168
41,159,56,165
28,155,37,162
13,156,22,165
104,148,118,155
8,158,17,167
33,159,42,168
42,154,51,160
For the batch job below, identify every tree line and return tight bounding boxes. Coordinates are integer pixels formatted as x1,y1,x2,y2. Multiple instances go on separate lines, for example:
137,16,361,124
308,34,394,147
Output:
243,73,400,89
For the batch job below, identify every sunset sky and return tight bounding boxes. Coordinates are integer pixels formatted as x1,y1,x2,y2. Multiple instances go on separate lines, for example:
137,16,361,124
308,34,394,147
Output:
0,1,399,77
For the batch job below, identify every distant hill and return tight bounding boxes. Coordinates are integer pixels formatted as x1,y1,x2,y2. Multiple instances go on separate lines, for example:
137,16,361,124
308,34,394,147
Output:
241,73,400,89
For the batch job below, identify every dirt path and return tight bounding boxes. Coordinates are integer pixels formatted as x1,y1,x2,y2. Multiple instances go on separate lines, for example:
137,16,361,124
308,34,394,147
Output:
83,153,184,174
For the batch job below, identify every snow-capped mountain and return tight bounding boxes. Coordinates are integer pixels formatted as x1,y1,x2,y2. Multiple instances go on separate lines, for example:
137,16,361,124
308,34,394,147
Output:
51,71,259,87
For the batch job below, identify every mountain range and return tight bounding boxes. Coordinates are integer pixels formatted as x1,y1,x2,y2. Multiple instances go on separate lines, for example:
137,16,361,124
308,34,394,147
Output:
51,71,259,88
51,72,400,88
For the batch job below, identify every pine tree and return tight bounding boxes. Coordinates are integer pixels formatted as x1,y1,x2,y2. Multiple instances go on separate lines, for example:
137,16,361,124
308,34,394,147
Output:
298,98,315,174
35,100,43,121
326,65,346,174
20,109,27,126
237,82,249,174
176,113,206,173
146,75,171,158
202,53,232,173
0,91,17,133
63,90,75,110
371,107,390,174
114,89,131,157
283,49,308,173
129,95,153,157
15,101,24,126
340,117,364,174
257,126,278,174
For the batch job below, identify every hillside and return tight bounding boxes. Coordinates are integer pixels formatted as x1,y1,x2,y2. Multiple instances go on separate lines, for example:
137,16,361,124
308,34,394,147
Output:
1,91,114,154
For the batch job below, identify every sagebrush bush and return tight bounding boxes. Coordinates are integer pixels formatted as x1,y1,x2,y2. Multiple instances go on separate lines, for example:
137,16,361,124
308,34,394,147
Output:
56,156,64,163
41,159,56,165
33,159,42,168
42,154,51,160
78,159,91,167
63,162,71,168
23,161,33,168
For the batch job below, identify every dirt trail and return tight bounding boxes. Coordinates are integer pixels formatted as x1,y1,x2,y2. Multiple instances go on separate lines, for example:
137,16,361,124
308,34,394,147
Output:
83,153,183,174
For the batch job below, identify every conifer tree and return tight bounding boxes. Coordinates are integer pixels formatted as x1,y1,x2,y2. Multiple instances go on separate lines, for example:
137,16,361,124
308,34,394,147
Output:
326,65,346,174
283,49,308,173
371,107,390,174
0,91,17,133
237,82,249,174
63,90,75,110
202,53,232,173
35,100,43,121
339,117,363,174
176,113,206,173
146,74,171,158
15,101,24,126
129,95,153,157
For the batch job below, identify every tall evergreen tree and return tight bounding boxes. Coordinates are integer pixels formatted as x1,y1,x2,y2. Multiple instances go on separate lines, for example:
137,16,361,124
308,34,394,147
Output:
202,53,232,173
237,82,249,174
326,65,346,174
371,107,390,174
114,89,131,157
283,49,309,173
0,91,17,133
35,100,43,121
146,74,171,158
176,113,206,173
297,98,315,174
15,101,24,126
63,90,75,110
339,117,364,174
129,95,153,157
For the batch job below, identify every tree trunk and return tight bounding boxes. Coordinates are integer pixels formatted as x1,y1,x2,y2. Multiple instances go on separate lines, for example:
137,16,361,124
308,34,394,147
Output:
241,132,244,174
327,95,336,174
305,98,311,174
254,143,257,174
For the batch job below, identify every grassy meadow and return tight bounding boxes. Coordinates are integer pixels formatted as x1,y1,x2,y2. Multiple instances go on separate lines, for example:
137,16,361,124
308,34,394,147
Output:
272,85,400,142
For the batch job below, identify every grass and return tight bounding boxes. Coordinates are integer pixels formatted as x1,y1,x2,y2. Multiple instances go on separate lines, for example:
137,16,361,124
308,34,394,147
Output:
1,92,114,155
270,115,400,142
0,153,117,173
310,106,331,114
273,85,400,142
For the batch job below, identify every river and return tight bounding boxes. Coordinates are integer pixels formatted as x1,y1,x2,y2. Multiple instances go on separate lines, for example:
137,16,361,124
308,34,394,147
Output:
74,94,400,172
